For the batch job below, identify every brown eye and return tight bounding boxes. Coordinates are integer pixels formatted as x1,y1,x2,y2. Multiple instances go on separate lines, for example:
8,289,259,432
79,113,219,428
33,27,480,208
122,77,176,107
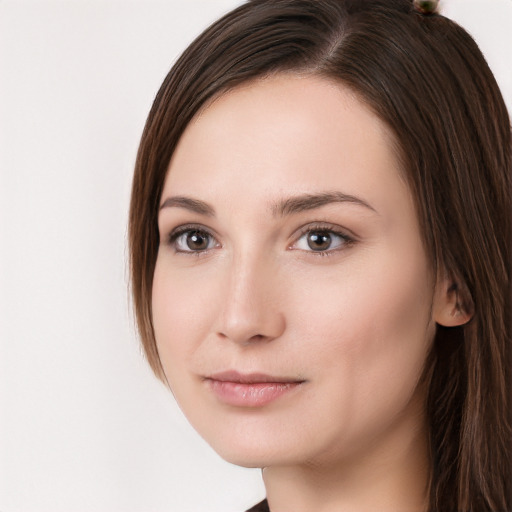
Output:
186,230,210,250
171,228,217,253
307,231,333,251
292,226,352,254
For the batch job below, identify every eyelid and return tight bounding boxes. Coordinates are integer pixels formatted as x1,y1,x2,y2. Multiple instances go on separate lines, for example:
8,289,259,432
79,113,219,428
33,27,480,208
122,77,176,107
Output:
166,223,220,253
289,222,356,253
164,221,356,255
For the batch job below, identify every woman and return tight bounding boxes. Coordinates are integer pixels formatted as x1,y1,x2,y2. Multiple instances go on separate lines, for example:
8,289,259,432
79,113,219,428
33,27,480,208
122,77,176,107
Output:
129,0,511,510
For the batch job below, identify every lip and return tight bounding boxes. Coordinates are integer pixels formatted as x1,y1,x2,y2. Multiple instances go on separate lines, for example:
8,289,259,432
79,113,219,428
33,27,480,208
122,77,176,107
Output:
204,370,305,407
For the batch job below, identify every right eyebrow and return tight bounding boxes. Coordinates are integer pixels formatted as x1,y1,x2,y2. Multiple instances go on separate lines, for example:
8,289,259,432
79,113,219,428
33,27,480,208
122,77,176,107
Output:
159,196,216,216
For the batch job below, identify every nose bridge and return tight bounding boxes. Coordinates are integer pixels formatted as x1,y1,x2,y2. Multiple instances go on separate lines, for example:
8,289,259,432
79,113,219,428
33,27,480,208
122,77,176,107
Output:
218,245,285,344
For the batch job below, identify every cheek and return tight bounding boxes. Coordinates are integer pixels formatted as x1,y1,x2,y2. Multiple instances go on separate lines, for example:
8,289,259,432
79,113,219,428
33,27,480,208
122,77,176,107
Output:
151,255,220,366
292,249,433,342
289,248,435,415
283,269,432,461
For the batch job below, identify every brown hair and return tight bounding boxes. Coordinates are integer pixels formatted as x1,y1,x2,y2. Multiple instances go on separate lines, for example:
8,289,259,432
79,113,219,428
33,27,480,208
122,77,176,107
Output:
129,0,512,510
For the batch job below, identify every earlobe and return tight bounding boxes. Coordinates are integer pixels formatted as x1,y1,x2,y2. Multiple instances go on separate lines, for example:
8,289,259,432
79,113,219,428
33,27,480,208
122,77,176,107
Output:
433,280,473,327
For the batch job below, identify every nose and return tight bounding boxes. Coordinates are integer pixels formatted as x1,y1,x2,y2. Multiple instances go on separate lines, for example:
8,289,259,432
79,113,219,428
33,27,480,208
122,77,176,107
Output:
215,251,286,346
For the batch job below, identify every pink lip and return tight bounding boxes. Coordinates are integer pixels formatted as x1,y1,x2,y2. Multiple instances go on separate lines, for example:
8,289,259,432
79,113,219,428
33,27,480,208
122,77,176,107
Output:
204,370,305,407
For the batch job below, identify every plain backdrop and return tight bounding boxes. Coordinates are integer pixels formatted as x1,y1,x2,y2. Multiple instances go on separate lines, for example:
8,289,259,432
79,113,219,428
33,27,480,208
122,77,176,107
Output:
0,1,511,511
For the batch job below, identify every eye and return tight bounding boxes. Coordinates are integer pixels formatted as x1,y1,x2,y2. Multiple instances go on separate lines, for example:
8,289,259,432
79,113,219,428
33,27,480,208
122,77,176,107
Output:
292,226,353,253
170,227,218,253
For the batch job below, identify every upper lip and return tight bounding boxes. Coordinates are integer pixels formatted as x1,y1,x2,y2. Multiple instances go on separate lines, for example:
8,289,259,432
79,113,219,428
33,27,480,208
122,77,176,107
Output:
206,370,304,384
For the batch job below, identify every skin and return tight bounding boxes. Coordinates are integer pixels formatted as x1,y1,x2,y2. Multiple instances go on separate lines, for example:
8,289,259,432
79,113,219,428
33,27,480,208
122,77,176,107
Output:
152,74,461,512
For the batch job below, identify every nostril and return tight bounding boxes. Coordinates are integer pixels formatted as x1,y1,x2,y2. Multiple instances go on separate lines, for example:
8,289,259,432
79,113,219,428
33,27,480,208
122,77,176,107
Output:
217,331,272,344
248,333,270,343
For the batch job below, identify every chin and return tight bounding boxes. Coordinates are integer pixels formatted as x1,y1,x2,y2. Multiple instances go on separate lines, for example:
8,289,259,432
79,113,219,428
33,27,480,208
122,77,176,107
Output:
214,445,286,469
201,428,300,469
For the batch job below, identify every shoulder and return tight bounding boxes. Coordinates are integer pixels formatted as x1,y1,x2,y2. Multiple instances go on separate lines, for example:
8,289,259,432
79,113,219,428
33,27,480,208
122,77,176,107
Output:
245,499,270,512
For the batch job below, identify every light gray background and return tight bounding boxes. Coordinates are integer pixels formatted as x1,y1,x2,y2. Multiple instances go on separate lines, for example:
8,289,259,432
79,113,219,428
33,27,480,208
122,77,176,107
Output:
0,1,511,511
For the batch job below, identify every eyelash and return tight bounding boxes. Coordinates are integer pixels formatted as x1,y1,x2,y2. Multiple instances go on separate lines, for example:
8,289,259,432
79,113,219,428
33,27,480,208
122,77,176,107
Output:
292,223,355,257
167,224,219,256
166,222,355,257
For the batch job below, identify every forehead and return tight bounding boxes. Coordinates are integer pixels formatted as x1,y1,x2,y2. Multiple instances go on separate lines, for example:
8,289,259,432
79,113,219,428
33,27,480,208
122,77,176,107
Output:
164,74,407,214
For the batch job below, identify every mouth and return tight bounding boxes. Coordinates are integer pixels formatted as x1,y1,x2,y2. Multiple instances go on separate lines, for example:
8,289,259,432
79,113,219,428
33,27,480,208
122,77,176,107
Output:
204,370,305,408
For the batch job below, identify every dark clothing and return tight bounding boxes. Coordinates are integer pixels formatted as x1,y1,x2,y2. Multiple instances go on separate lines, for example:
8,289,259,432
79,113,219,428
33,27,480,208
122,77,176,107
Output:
246,499,270,512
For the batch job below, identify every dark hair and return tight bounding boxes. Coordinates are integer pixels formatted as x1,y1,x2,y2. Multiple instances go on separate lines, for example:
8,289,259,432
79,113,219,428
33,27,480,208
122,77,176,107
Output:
129,1,512,510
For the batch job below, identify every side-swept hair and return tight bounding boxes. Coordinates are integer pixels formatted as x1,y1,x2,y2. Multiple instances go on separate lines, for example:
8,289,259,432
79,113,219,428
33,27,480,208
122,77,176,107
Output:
129,1,511,510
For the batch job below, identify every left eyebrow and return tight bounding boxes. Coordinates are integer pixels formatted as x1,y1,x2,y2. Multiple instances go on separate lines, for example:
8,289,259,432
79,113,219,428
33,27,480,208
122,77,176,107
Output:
272,191,378,217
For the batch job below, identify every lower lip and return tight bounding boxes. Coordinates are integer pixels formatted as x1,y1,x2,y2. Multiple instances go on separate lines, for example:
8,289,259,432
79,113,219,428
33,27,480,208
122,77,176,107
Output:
206,379,302,407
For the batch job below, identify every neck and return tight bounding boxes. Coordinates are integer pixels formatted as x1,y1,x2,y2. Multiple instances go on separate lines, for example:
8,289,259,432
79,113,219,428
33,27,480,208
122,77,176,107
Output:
262,408,430,512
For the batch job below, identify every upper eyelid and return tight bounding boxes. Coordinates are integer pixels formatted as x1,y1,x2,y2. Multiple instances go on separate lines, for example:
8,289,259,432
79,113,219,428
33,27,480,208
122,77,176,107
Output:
167,223,218,239
292,221,357,241
164,223,219,247
291,227,352,249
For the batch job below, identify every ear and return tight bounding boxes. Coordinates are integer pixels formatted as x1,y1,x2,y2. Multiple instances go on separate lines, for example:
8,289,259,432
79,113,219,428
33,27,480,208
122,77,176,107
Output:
433,278,473,327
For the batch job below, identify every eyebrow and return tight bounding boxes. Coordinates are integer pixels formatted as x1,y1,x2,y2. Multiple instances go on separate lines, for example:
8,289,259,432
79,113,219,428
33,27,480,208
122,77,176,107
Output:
159,196,215,216
159,191,378,217
272,191,378,216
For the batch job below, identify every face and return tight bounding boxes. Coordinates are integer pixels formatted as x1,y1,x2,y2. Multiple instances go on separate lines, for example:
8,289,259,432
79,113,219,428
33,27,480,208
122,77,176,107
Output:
152,74,442,469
